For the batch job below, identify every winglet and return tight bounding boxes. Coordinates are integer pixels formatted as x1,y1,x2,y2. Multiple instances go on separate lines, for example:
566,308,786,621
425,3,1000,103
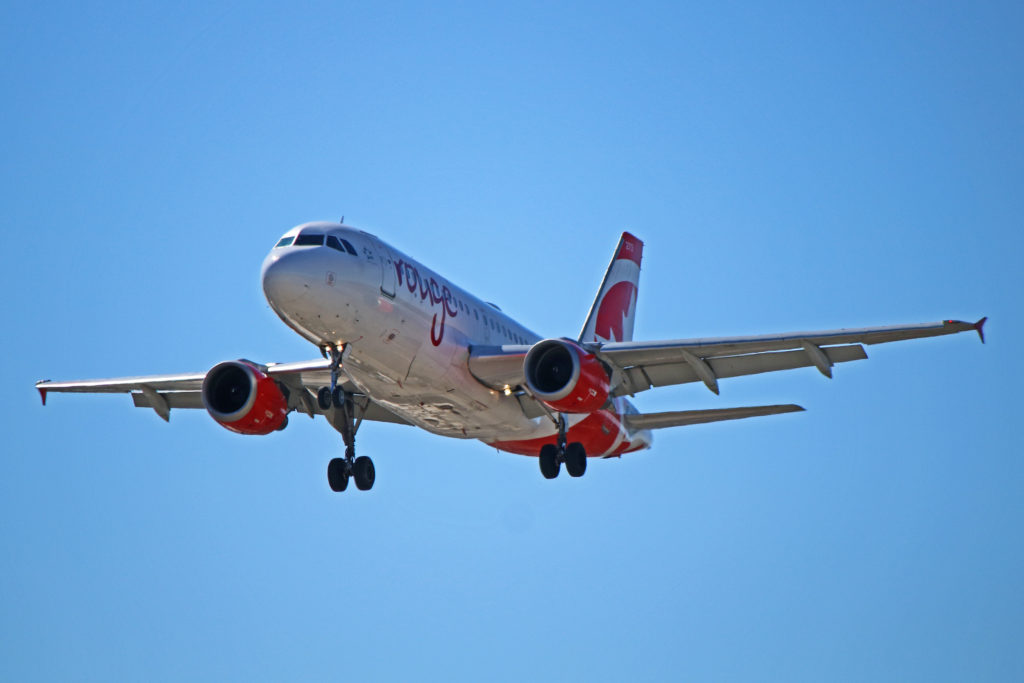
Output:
974,316,987,344
37,384,48,406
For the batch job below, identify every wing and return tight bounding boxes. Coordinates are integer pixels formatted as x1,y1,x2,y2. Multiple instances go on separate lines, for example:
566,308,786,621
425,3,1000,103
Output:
469,318,987,400
35,358,411,425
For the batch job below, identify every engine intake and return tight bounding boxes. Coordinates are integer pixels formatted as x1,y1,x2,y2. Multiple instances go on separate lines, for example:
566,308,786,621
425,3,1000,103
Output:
524,339,611,413
202,360,289,435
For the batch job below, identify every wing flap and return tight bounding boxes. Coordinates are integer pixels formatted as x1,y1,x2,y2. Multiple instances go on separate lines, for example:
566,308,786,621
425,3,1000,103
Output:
129,387,411,425
132,391,206,410
615,344,868,396
624,404,804,431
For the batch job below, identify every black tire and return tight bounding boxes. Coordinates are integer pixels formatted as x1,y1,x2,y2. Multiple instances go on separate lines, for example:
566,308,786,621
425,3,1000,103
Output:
276,415,289,431
327,457,349,492
353,455,375,491
565,442,587,477
539,444,560,479
317,387,332,411
332,386,347,409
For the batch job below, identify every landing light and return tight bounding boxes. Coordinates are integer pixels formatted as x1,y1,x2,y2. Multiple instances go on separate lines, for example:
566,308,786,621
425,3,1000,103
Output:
503,385,513,396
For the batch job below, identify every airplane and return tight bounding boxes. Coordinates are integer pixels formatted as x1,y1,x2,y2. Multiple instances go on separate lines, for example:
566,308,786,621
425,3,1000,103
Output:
36,222,987,492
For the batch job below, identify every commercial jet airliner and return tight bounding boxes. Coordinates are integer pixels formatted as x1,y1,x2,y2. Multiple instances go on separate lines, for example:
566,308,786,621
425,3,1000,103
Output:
37,223,986,492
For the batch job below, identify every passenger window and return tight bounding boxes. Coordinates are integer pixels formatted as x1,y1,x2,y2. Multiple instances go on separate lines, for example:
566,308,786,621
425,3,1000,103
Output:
275,236,295,248
294,234,324,246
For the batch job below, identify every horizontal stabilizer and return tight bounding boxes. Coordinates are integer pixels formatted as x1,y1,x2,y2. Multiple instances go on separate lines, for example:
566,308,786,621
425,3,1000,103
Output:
623,404,804,431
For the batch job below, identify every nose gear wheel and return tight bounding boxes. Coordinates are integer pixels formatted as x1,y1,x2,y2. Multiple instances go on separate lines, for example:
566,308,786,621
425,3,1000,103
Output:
321,381,375,493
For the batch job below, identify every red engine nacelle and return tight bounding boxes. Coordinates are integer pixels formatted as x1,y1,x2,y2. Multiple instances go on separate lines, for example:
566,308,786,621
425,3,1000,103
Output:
202,360,289,435
523,339,611,413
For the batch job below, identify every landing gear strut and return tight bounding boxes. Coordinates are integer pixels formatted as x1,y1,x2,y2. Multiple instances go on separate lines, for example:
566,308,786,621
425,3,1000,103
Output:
538,413,587,479
317,343,346,410
320,344,375,493
326,389,375,492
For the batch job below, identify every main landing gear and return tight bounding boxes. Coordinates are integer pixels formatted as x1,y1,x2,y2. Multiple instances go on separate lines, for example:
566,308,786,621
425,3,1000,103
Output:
319,344,375,493
539,414,587,479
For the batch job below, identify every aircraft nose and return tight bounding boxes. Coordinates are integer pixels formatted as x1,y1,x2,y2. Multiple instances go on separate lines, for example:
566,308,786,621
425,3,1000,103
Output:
262,250,312,307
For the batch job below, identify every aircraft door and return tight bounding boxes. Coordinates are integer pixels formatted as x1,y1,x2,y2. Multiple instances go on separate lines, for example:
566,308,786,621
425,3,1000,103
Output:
371,237,397,297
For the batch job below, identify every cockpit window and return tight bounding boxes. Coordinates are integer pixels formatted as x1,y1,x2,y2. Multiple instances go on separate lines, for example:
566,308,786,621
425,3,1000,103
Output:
275,236,295,248
294,234,324,246
326,236,359,255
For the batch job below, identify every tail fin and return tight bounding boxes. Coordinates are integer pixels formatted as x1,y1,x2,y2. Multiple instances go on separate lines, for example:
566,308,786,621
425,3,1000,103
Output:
579,232,643,343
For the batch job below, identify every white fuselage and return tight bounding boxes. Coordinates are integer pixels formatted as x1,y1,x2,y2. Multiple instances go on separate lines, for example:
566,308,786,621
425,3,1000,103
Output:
261,222,651,455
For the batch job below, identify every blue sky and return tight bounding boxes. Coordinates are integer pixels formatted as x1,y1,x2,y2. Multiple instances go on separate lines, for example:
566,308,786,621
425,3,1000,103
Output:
2,2,1022,680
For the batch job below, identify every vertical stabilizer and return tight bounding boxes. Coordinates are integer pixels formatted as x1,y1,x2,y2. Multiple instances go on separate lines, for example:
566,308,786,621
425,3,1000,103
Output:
578,232,643,343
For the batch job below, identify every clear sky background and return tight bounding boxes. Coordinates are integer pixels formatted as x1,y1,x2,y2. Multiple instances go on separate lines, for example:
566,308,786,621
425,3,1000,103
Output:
2,2,1022,681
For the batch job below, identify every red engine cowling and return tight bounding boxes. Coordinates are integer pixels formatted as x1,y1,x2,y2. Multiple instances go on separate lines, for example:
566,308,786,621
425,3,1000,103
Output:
202,360,289,435
523,339,611,413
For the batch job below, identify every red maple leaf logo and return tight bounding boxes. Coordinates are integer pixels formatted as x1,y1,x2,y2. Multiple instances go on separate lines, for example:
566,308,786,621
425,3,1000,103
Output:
594,281,636,342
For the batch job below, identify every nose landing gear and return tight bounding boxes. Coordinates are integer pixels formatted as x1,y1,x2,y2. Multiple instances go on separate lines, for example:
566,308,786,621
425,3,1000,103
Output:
321,344,375,493
325,390,375,492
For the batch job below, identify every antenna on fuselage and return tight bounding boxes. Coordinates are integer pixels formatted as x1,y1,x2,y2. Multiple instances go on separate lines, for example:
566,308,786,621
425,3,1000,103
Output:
340,215,345,224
